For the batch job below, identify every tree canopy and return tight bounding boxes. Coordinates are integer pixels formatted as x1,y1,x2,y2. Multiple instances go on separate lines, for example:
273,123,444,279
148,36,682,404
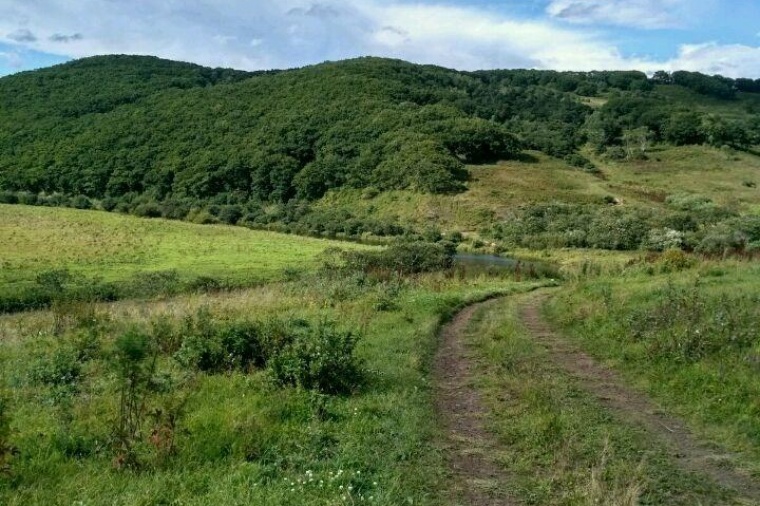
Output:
0,55,758,210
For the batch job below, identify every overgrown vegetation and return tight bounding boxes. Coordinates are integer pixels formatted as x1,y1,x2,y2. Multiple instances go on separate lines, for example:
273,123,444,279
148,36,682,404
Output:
547,261,760,479
0,224,550,503
459,295,732,504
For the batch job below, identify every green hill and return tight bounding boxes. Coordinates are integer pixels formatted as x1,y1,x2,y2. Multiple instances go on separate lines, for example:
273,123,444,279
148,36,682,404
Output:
1,55,759,251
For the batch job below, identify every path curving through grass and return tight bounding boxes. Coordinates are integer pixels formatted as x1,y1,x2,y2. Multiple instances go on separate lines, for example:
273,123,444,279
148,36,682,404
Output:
434,291,760,505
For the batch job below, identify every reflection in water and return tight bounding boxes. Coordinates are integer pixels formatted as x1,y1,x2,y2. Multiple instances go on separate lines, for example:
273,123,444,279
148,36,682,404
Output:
454,253,518,267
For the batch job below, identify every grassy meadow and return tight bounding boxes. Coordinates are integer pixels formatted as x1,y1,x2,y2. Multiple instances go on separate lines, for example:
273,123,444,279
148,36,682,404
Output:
0,204,371,310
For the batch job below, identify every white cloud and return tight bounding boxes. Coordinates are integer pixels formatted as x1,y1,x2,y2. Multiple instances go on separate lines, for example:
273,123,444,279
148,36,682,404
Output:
665,43,760,78
545,0,711,29
0,0,758,78
0,50,23,68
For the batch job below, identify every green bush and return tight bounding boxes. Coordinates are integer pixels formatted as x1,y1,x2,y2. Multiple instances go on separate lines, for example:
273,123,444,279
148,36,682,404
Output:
268,322,362,394
342,241,454,275
0,191,18,204
71,195,92,209
174,310,266,373
111,328,158,469
30,346,83,408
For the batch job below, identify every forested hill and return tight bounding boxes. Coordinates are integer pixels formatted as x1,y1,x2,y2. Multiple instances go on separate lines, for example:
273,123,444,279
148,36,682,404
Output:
1,55,759,212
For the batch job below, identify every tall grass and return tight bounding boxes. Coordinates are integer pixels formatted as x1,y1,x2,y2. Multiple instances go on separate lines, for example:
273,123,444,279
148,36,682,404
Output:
547,260,760,477
0,265,547,505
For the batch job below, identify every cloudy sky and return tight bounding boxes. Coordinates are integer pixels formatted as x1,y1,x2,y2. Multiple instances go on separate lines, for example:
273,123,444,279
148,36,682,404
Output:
1,0,759,77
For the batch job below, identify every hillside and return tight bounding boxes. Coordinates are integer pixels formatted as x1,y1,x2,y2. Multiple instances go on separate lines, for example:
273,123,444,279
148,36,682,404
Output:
1,55,760,252
4,56,760,506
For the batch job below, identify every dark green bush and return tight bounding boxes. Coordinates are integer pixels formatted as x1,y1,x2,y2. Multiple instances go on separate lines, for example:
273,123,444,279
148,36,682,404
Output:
71,195,92,210
0,191,18,204
268,322,362,394
31,347,82,389
342,241,454,275
133,202,163,218
174,309,266,373
100,197,119,212
127,270,180,297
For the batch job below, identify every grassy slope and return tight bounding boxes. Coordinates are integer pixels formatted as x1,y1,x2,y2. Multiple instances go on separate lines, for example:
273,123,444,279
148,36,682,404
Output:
597,145,760,210
314,145,760,236
0,204,370,293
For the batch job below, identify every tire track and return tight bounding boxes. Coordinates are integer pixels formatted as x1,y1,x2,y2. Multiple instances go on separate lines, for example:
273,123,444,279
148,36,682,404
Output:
434,298,517,506
518,291,760,503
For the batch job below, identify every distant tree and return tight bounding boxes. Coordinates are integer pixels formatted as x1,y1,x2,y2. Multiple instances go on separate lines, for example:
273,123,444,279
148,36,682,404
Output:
664,112,705,145
650,70,672,84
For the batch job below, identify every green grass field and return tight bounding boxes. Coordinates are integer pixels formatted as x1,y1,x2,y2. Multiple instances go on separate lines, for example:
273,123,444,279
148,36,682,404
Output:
0,204,371,298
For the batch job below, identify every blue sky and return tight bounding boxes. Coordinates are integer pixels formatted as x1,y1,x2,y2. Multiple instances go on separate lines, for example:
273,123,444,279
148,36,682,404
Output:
2,0,759,77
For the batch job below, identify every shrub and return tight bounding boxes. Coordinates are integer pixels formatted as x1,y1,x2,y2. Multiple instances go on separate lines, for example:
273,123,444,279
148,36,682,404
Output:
133,202,163,218
128,270,180,298
656,249,694,272
268,322,362,394
0,191,18,204
36,268,73,297
30,344,83,430
217,205,243,225
447,230,464,244
174,308,267,373
16,191,38,205
173,312,363,395
373,282,402,311
100,197,119,212
71,195,92,210
564,153,598,173
111,328,158,468
342,241,454,275
695,227,746,256
643,228,685,251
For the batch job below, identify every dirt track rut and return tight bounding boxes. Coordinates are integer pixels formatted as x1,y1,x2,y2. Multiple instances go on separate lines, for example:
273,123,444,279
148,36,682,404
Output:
434,299,517,506
434,292,760,505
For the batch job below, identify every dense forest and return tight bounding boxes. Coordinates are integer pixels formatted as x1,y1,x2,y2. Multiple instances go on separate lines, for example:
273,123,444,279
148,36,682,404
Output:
1,55,759,234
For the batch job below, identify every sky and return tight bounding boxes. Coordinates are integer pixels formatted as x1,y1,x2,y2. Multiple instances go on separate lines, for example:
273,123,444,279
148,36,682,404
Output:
1,0,759,78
